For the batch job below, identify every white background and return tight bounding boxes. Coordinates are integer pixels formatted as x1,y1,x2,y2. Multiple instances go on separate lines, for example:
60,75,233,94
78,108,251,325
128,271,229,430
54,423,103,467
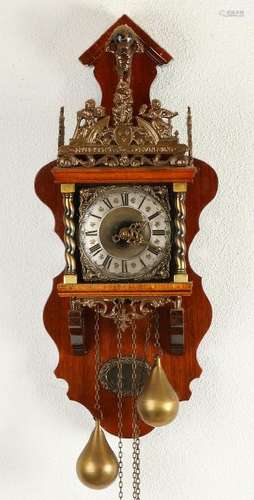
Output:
1,1,254,499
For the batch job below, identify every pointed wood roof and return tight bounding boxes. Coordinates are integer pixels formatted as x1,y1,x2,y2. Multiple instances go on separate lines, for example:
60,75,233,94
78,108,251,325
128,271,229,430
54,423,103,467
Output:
79,14,172,66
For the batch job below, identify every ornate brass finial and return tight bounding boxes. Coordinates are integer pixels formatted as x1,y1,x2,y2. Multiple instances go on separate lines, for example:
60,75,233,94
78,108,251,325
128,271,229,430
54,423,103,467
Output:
105,25,144,83
58,106,65,148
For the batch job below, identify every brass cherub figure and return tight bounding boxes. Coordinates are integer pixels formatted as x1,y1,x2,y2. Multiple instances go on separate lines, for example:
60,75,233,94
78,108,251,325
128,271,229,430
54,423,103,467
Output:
139,99,178,138
73,99,106,140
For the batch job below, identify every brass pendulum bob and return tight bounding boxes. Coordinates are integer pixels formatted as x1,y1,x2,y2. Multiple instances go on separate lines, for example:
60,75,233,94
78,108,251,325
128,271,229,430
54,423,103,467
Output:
76,419,119,489
137,356,179,427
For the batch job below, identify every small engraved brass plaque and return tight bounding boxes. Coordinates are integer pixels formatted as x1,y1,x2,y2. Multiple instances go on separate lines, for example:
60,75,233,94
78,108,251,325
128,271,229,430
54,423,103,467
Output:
99,357,150,396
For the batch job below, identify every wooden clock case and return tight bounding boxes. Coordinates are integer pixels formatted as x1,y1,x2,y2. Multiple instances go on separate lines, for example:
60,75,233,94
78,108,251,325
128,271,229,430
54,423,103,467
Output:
35,15,217,438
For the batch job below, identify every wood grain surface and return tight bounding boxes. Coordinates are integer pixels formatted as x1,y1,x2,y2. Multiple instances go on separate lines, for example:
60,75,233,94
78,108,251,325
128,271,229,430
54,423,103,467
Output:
52,166,197,184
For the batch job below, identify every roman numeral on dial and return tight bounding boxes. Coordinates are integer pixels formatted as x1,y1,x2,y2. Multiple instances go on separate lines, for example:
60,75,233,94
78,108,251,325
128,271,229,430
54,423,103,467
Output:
138,196,146,209
102,255,112,269
122,260,128,273
89,243,102,256
89,212,102,220
121,192,129,206
85,230,98,236
148,245,161,255
152,229,165,236
102,198,113,209
148,211,161,221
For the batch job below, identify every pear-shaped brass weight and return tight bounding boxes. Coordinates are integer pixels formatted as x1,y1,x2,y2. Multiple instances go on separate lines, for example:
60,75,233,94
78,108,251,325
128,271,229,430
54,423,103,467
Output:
137,356,179,427
76,420,119,489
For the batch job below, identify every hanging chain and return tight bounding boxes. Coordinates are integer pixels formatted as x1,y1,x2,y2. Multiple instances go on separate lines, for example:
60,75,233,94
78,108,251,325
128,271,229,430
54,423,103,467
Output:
131,319,141,500
154,310,163,357
94,307,103,421
117,301,124,500
144,313,152,361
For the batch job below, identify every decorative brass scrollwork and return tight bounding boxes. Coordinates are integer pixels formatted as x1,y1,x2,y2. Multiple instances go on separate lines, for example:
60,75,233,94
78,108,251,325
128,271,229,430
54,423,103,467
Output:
71,298,175,332
105,25,144,83
57,25,191,169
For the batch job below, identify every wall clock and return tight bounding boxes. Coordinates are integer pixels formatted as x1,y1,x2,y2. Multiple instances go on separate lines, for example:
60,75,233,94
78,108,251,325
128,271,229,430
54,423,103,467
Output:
35,15,217,497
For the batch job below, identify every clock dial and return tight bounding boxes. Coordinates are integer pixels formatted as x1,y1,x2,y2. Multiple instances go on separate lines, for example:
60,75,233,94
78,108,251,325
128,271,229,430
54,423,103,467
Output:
79,186,171,281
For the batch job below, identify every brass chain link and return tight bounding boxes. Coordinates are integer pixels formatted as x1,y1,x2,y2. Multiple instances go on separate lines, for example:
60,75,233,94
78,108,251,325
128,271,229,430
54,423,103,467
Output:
154,310,163,357
94,307,103,420
131,318,141,500
144,313,152,361
117,301,124,500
